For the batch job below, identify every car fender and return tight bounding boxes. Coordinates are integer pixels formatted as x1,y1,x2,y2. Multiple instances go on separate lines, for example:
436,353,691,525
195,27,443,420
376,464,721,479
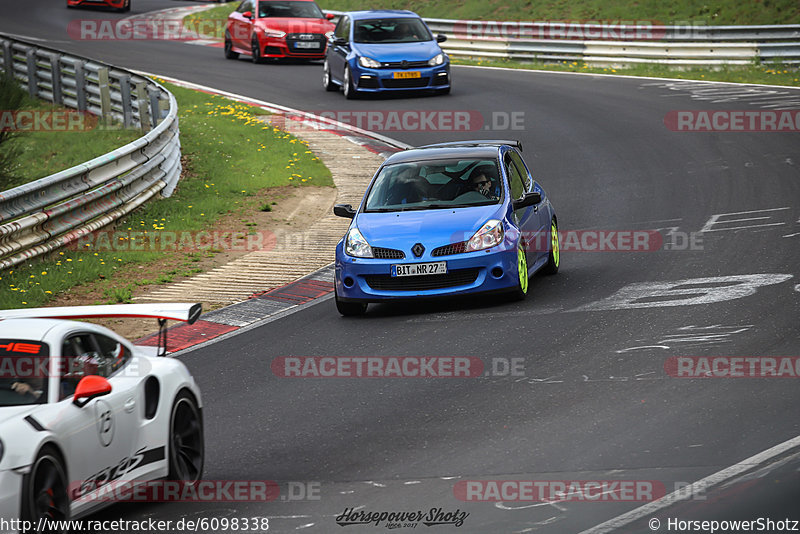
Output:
0,407,66,473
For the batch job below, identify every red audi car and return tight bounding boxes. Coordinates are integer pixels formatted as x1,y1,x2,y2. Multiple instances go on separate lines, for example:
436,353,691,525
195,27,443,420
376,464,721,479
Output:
66,0,130,11
225,0,335,62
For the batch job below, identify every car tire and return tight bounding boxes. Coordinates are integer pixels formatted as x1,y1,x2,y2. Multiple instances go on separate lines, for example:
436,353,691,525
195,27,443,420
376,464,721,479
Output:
168,391,204,485
251,36,263,64
343,66,357,100
335,288,367,316
322,60,337,91
20,446,69,530
224,32,239,60
511,241,529,300
542,218,560,275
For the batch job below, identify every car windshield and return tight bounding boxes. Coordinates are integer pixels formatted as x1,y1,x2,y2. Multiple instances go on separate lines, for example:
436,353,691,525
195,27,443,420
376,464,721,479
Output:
364,159,503,212
353,18,433,43
0,340,50,407
258,0,324,18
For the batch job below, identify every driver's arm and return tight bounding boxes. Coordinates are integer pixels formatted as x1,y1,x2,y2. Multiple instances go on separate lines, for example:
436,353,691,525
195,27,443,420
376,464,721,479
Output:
12,381,42,399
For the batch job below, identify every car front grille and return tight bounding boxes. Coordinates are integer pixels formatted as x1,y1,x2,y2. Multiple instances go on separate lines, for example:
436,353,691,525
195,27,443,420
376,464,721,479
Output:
382,77,430,89
364,268,480,291
380,60,430,69
431,241,467,257
285,33,326,54
372,247,405,260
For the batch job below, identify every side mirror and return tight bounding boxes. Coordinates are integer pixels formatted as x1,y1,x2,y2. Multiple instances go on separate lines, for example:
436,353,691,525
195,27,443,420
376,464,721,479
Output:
512,191,541,210
73,375,112,408
333,204,356,219
242,11,253,19
333,37,349,47
325,13,335,20
436,34,448,43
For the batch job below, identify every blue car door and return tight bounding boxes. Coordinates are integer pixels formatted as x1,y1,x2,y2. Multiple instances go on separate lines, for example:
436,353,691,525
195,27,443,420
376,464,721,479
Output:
328,15,350,83
505,150,545,266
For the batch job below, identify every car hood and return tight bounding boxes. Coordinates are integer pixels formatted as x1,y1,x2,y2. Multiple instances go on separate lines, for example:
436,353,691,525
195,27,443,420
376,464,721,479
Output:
355,205,504,253
255,18,334,34
352,40,443,63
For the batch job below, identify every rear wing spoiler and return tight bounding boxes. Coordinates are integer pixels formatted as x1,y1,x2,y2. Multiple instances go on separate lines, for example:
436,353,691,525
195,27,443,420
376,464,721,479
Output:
0,303,202,356
414,139,523,151
0,303,202,324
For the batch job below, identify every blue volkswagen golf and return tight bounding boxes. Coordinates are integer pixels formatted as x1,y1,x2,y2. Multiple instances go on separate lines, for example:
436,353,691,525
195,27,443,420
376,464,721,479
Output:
333,140,560,316
322,10,450,98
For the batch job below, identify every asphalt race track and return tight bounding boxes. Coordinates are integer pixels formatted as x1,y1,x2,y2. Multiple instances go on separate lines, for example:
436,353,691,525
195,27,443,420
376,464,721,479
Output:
2,1,800,532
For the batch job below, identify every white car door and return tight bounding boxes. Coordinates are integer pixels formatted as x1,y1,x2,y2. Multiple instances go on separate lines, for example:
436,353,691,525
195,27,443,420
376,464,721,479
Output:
50,332,140,512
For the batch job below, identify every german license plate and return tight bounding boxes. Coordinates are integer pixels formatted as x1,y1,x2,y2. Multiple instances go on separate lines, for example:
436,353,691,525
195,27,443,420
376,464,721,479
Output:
294,42,320,49
392,71,421,79
391,262,447,277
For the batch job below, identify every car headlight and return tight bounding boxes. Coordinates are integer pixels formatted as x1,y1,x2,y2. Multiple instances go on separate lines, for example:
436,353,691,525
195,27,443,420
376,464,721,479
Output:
345,227,373,258
325,31,334,40
466,220,504,252
263,29,286,38
428,53,446,66
358,56,381,69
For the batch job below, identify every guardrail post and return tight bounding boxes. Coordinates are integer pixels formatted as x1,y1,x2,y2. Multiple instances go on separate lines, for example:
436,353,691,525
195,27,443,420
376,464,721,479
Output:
25,48,37,97
119,74,132,128
2,41,12,78
148,89,160,128
135,81,151,133
50,54,63,105
97,67,112,126
75,61,87,111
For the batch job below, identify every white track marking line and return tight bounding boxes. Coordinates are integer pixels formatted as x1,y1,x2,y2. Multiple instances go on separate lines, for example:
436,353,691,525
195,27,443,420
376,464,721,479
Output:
579,434,800,534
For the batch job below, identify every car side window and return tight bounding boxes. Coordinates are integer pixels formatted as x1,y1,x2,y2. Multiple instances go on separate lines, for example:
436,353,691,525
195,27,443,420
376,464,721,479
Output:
505,154,525,200
58,333,113,401
508,150,532,192
237,0,254,14
95,334,131,376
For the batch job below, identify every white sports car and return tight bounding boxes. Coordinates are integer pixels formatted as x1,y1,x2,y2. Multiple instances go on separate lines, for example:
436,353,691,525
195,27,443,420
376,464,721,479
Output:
0,304,204,530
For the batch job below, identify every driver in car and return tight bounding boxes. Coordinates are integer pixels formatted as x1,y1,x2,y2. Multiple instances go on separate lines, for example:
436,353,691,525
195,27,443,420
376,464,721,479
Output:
469,167,498,200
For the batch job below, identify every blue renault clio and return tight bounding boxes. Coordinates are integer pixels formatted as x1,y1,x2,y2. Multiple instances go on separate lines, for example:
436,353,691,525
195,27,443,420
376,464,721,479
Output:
333,140,560,316
322,10,450,98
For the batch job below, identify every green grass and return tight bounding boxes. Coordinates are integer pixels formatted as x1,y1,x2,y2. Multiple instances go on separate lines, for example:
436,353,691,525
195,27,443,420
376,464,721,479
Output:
1,98,141,191
184,3,236,39
452,58,800,86
319,0,800,25
0,80,332,309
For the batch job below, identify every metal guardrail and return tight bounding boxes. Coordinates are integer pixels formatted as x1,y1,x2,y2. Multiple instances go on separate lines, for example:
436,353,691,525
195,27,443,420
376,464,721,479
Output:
326,11,800,66
0,34,181,271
